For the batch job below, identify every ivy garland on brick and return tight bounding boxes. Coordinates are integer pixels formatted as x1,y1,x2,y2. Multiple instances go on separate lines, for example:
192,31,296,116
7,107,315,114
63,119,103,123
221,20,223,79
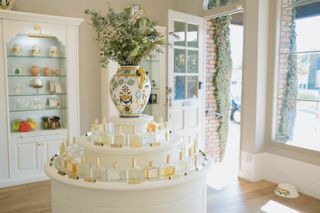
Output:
278,2,298,140
212,15,232,160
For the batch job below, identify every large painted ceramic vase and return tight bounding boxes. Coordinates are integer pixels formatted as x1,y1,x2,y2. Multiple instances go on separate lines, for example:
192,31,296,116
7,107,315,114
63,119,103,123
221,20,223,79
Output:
110,65,151,117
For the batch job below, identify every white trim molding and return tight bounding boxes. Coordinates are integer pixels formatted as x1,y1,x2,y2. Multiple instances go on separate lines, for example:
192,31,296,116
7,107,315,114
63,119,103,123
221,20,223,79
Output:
239,151,320,199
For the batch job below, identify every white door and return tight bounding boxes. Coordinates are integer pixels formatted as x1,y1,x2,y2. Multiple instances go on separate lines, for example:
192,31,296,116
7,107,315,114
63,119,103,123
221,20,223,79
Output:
168,10,205,147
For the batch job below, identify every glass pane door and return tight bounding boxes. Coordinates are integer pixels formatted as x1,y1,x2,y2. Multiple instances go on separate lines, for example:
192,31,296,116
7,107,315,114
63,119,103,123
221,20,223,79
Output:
173,21,199,101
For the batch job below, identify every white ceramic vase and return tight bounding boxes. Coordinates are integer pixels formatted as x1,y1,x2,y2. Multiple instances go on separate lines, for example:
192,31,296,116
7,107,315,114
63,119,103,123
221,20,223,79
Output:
110,65,151,117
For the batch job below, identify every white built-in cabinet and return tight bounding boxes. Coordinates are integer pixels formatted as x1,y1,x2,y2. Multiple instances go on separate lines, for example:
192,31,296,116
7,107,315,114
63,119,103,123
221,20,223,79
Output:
0,10,82,187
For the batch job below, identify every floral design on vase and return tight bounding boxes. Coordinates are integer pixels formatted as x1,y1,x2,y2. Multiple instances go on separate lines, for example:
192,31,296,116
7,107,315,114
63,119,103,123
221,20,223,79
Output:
110,65,151,117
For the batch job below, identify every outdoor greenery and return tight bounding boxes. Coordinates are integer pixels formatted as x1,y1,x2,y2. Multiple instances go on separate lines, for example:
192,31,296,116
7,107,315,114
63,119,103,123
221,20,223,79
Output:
278,2,298,140
85,4,166,66
212,15,232,160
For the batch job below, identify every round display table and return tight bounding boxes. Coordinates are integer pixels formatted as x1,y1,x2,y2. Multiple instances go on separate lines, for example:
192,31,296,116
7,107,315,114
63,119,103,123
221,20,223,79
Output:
45,158,212,213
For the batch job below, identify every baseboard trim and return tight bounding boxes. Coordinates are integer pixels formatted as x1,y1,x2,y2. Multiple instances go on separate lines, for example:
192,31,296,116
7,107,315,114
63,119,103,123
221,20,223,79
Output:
0,175,49,188
239,151,320,199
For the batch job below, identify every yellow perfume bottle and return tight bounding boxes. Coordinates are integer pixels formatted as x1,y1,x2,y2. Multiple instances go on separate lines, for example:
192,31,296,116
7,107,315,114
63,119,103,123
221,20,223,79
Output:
77,156,90,179
129,126,143,148
144,161,159,180
101,123,113,146
92,158,107,181
127,158,143,184
112,126,126,147
175,151,188,177
161,155,175,179
188,147,198,172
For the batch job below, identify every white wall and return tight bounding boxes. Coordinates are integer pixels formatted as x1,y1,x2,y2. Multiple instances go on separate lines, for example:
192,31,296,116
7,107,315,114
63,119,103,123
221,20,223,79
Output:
15,0,176,134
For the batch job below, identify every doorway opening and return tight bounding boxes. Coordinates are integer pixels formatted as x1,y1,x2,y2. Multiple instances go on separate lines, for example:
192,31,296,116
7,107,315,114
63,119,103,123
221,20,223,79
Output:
205,12,244,190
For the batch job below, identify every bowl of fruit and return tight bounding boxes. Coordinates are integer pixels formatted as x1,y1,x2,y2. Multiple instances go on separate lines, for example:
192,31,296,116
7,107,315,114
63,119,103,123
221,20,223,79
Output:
12,118,37,132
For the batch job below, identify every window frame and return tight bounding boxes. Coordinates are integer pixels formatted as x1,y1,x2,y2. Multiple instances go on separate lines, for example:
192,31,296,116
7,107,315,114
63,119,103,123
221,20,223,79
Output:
268,0,320,157
201,0,244,18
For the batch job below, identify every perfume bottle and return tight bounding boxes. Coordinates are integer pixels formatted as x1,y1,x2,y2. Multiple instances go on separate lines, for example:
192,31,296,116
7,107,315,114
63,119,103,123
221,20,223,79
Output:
129,126,143,148
101,123,113,146
91,122,102,146
164,122,170,141
175,151,188,177
144,161,159,180
144,129,159,146
107,161,125,182
188,147,198,172
161,155,175,179
127,158,143,184
112,126,126,147
157,117,164,130
77,156,91,179
59,141,66,156
92,158,107,181
67,158,78,179
68,137,84,158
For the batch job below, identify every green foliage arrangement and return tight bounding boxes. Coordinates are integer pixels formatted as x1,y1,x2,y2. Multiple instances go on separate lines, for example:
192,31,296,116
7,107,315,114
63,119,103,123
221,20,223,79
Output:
85,4,166,66
278,3,298,140
212,16,232,160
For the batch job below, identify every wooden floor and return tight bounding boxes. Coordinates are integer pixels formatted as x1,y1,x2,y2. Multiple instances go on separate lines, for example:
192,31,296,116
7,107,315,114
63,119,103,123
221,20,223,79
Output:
207,179,320,213
0,179,319,213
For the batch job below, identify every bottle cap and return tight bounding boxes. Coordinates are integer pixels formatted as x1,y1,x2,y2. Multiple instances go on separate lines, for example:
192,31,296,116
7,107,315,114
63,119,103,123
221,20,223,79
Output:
179,152,184,160
148,161,154,167
94,118,98,126
166,155,171,164
112,161,119,168
81,156,86,164
132,158,137,168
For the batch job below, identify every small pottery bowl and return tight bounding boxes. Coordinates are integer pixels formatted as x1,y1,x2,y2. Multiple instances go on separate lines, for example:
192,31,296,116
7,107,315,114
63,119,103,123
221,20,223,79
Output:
31,65,40,76
43,67,51,76
55,68,61,76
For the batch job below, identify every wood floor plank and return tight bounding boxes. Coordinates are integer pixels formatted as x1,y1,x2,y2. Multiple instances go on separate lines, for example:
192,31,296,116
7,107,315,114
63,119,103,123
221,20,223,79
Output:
0,179,319,212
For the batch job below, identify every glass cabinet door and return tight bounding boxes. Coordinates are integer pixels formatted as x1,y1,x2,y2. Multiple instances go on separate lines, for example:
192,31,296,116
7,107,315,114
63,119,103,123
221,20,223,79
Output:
7,34,67,133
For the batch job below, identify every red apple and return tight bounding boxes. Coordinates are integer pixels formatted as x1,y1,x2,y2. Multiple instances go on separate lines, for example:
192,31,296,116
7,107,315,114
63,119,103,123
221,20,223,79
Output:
19,121,32,132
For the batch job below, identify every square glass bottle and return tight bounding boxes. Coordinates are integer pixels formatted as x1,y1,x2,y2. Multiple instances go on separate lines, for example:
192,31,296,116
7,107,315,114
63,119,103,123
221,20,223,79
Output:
107,161,125,182
144,161,159,181
101,123,113,146
161,155,175,179
112,126,126,147
129,126,143,148
92,158,107,181
175,151,188,177
188,147,198,172
77,156,91,179
127,158,143,184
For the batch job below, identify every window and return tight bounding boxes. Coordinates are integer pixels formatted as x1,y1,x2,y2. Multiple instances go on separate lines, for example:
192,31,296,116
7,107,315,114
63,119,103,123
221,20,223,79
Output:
275,0,320,151
205,0,240,10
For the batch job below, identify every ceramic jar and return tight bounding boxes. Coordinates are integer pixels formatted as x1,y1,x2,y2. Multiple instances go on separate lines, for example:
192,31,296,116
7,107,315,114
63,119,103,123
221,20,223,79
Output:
12,44,21,55
43,67,51,76
49,46,59,57
31,45,40,56
31,65,40,76
110,65,151,117
55,68,61,76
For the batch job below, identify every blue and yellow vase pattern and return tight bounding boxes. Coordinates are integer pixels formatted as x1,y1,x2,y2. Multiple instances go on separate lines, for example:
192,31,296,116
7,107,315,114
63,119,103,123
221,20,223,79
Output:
110,65,151,117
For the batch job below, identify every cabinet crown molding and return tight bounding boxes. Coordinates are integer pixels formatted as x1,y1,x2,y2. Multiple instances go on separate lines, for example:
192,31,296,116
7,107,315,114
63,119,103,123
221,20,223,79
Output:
0,10,83,25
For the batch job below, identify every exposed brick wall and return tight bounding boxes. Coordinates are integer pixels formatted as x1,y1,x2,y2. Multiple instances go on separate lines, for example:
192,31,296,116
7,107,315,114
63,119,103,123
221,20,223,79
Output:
276,0,293,138
204,19,220,161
